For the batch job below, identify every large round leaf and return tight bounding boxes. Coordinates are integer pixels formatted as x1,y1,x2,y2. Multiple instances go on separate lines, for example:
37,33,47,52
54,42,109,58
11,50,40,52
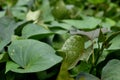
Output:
101,59,120,80
8,39,62,73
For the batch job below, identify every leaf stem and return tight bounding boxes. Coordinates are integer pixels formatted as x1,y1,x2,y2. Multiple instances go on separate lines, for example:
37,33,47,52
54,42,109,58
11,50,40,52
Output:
90,42,104,74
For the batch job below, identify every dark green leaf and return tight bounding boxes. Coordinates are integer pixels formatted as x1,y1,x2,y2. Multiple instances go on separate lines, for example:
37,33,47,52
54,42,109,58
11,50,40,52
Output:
0,52,9,63
98,29,106,42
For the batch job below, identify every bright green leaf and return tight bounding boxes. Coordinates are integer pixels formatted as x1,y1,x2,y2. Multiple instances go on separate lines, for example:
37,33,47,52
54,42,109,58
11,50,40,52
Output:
6,61,20,73
88,0,105,4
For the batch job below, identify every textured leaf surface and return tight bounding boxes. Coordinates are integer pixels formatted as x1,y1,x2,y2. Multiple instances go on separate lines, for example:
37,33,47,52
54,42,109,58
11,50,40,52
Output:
61,35,84,69
57,35,84,80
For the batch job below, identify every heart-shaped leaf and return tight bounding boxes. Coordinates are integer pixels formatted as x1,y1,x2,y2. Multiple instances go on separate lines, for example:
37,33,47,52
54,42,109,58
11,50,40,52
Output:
101,59,120,80
7,39,62,73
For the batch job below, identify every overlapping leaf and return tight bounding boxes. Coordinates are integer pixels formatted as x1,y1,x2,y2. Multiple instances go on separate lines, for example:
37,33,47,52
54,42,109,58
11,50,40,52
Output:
63,17,101,29
7,39,62,73
0,17,16,51
22,23,54,39
101,59,120,80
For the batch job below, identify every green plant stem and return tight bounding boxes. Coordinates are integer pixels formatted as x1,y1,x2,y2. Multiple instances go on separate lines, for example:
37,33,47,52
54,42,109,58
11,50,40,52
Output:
90,42,104,74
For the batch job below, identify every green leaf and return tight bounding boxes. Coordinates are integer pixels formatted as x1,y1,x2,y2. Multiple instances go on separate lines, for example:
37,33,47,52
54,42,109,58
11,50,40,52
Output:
101,59,120,80
0,11,5,18
76,72,100,80
52,0,69,20
22,23,54,39
8,39,62,73
16,0,30,6
88,0,105,4
6,61,20,73
50,21,72,30
40,0,54,22
0,16,16,51
104,31,120,49
52,33,70,49
61,35,84,69
50,27,67,34
70,28,110,40
70,61,92,77
57,35,84,80
26,10,40,21
12,6,27,20
80,43,93,62
0,52,9,63
108,34,120,50
101,18,116,28
6,0,18,7
63,17,101,29
98,29,106,42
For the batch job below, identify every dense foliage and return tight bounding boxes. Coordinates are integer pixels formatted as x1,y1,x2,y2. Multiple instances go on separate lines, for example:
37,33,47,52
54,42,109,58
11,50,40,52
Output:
0,0,120,80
